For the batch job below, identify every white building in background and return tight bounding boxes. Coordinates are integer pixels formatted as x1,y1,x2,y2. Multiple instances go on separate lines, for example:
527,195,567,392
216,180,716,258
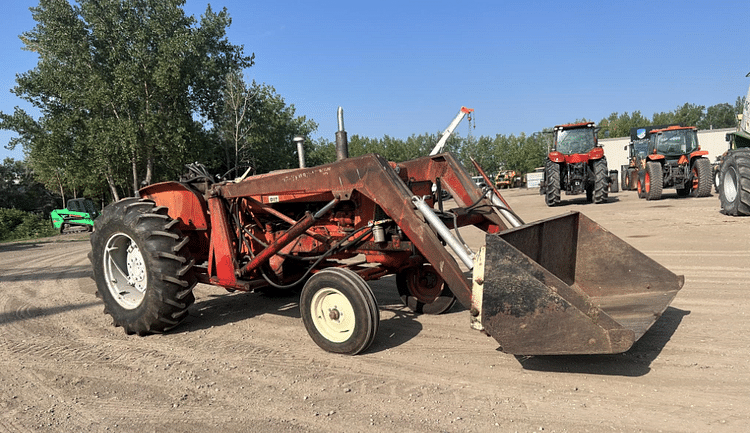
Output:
599,127,733,176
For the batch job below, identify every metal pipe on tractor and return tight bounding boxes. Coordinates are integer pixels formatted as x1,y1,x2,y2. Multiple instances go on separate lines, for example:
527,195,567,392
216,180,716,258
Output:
89,107,684,358
294,135,306,169
335,106,348,161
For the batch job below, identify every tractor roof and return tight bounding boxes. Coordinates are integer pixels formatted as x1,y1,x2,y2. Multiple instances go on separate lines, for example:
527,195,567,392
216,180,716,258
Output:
554,121,595,130
650,125,697,134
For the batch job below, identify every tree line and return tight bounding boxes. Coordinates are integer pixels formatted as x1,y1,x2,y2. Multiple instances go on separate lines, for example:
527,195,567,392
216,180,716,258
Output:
307,96,742,179
597,100,742,139
0,0,744,217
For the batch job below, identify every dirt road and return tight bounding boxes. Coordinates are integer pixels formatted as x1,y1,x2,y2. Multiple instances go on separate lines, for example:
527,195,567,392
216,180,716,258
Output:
1,188,748,433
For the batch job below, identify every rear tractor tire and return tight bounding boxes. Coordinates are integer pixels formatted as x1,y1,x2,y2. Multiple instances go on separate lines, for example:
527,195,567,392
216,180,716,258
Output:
396,264,456,315
592,158,608,204
300,268,379,355
544,161,561,206
89,199,197,335
720,149,750,216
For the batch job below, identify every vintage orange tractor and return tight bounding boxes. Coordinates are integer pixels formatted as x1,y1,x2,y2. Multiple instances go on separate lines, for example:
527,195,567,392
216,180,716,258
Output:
89,110,683,356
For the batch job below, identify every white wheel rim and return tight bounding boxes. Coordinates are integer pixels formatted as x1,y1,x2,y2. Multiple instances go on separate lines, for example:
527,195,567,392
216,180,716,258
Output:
103,233,147,310
310,288,355,343
723,168,738,203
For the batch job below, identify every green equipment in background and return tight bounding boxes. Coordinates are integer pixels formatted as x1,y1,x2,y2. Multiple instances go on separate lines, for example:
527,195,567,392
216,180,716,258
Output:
51,198,99,233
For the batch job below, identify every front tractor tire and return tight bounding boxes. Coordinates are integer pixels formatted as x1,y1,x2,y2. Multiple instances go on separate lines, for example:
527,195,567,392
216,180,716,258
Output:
544,161,561,206
691,157,712,197
644,161,663,201
300,268,379,355
720,149,750,216
90,199,197,335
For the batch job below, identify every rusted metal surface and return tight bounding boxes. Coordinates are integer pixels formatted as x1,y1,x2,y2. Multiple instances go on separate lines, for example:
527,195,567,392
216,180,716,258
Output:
480,212,683,355
191,153,507,308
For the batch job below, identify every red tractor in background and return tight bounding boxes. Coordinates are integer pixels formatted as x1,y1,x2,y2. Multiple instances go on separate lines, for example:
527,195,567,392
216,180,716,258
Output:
541,122,609,206
636,125,711,200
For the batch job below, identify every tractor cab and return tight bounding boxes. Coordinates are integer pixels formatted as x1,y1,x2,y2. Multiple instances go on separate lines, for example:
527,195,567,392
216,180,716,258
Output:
554,122,597,155
630,139,649,159
66,198,99,218
649,126,699,158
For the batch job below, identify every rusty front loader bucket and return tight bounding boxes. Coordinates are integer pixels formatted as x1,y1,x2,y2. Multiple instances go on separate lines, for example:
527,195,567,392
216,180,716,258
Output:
471,211,684,355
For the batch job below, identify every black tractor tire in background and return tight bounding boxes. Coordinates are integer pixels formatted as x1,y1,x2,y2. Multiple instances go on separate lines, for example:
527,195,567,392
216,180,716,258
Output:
645,161,663,201
593,159,608,203
691,157,712,198
627,168,639,192
609,170,619,193
713,163,722,193
544,160,561,206
89,198,197,335
719,149,750,216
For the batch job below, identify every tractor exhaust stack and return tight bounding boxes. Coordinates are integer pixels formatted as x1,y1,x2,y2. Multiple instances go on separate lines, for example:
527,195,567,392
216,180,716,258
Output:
335,106,349,161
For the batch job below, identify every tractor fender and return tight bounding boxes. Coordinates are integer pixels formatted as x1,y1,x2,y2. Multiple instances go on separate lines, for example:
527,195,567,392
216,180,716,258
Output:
548,151,566,163
139,181,210,230
587,146,604,160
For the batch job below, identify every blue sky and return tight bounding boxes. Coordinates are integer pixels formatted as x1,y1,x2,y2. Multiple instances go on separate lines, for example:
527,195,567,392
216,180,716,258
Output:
1,0,747,161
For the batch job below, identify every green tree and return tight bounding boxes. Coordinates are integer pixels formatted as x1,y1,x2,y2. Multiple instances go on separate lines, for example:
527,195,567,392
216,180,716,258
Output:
598,111,650,138
218,70,252,176
305,137,337,167
735,95,746,120
348,131,465,164
673,103,705,127
0,158,58,213
220,80,317,175
652,103,705,128
700,103,737,130
457,135,490,174
1,0,252,202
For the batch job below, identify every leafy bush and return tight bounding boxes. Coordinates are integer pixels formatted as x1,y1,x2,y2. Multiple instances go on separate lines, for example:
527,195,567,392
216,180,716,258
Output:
0,208,56,242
